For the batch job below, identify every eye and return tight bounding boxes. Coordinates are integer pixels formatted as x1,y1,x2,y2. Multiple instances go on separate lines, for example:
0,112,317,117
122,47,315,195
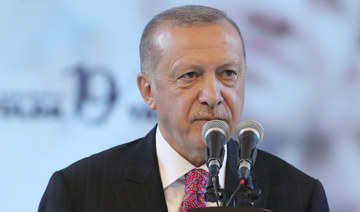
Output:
176,71,200,88
221,70,237,78
182,71,198,79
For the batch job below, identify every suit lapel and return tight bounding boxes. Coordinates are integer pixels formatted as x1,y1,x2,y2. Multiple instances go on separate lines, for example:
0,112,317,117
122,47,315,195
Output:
225,140,270,209
251,150,271,208
110,126,168,211
225,140,241,193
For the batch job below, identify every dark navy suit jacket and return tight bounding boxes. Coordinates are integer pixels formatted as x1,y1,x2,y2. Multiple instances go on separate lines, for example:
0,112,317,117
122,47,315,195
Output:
39,126,329,211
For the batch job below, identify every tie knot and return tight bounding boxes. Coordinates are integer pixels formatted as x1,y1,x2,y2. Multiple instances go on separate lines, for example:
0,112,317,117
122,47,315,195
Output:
184,169,209,194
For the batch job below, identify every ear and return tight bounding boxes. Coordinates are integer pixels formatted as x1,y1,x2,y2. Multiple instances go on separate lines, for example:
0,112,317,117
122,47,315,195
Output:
137,72,156,110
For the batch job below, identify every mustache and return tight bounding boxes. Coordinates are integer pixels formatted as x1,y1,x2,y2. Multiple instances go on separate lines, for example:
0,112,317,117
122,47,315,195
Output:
191,107,228,121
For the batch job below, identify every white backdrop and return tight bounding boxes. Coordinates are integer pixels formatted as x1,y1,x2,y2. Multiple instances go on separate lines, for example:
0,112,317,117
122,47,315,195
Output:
0,1,359,211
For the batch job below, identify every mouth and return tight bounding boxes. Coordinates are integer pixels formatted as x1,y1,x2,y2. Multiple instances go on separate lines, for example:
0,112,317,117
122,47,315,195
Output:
193,118,227,124
191,109,229,125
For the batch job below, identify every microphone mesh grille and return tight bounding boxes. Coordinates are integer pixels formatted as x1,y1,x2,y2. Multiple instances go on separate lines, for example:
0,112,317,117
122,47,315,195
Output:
201,120,231,143
235,120,264,144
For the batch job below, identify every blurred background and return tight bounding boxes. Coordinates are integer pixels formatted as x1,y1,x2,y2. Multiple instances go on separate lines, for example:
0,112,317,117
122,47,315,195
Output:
0,0,359,211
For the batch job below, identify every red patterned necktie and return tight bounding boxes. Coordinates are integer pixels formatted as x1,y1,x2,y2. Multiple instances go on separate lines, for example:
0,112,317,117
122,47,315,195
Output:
180,169,209,212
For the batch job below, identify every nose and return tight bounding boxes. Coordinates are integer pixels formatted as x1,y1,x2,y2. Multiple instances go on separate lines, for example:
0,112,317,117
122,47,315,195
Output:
198,74,224,108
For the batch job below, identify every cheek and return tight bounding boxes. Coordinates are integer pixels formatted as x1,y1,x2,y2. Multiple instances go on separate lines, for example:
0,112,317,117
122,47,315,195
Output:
230,96,244,117
176,93,198,120
155,88,193,121
226,86,245,120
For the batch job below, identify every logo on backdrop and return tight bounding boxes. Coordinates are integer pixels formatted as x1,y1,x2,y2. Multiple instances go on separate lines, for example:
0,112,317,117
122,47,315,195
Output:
72,65,118,124
0,65,118,124
0,91,62,119
0,64,159,124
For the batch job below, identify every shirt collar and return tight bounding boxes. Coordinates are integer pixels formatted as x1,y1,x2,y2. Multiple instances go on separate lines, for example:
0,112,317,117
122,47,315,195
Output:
156,126,227,189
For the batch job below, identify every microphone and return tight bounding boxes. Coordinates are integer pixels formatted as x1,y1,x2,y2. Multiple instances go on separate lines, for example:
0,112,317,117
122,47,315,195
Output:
235,120,264,180
201,120,231,177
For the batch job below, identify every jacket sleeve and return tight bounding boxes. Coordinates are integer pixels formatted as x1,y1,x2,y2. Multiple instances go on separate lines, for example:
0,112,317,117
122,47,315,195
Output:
308,179,330,212
38,171,75,212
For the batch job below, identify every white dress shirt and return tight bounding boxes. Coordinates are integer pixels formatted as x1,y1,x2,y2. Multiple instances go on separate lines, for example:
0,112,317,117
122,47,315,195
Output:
156,127,227,212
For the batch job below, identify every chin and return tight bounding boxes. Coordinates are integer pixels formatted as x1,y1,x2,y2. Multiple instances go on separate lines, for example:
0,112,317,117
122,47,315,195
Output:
194,141,207,150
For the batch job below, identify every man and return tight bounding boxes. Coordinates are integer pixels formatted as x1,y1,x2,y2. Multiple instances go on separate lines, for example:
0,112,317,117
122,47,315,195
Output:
39,5,329,212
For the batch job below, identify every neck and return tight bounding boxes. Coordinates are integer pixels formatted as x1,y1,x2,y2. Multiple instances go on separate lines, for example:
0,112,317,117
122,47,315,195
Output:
173,146,206,167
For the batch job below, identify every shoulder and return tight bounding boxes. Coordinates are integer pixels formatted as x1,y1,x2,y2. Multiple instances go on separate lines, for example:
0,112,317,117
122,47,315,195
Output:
255,150,323,200
255,150,329,211
255,149,316,182
59,126,157,176
256,150,312,179
58,138,143,178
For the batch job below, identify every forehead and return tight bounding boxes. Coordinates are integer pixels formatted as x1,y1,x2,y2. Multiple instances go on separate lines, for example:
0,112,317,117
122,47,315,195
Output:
153,21,244,56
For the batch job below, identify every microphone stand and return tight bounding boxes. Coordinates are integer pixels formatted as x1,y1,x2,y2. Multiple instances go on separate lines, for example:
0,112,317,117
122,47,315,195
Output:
188,150,272,212
204,174,262,207
225,175,261,207
204,147,225,206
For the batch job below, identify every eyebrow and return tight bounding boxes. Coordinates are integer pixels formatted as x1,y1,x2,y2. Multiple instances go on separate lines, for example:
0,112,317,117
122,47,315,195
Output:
175,61,243,73
215,62,243,72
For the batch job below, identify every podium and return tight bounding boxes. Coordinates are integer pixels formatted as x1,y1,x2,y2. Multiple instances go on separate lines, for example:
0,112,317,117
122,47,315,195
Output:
187,207,273,212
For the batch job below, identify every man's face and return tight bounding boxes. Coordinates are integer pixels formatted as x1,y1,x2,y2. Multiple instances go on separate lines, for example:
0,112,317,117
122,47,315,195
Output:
145,21,246,163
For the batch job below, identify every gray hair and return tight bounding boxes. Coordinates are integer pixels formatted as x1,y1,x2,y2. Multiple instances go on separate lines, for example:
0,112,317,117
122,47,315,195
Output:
139,5,246,74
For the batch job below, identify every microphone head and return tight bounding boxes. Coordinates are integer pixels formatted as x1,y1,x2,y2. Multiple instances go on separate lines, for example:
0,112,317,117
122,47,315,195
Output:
235,120,264,145
201,120,231,144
